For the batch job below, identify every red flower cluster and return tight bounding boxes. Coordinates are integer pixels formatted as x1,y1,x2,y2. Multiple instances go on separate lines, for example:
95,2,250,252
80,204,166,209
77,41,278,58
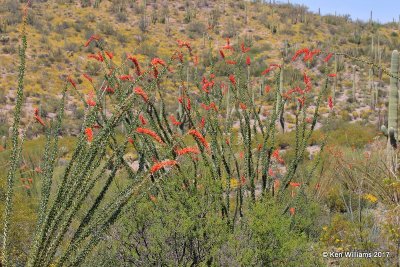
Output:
272,149,284,164
34,108,45,126
127,55,142,76
134,87,149,102
82,73,93,83
303,72,312,92
177,39,192,54
67,76,77,89
229,74,236,86
188,129,209,149
84,35,101,47
241,43,250,53
201,102,218,111
328,96,333,110
292,48,321,62
119,75,133,81
324,53,333,63
176,146,200,156
86,92,96,107
150,160,178,173
169,115,182,126
246,56,251,66
261,64,281,75
136,127,163,144
85,127,93,142
222,38,234,51
88,51,104,62
139,114,147,125
105,51,113,60
202,76,215,93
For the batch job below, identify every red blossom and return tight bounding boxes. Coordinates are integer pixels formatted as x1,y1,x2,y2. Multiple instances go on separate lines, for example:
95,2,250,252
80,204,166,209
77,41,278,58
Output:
241,43,250,53
86,96,96,107
136,127,163,144
222,38,234,50
84,35,101,47
105,51,114,59
239,103,247,110
150,160,178,173
134,87,149,102
67,76,77,89
304,49,321,62
199,117,206,128
289,182,301,187
226,60,237,65
328,73,337,77
176,146,200,156
82,73,93,83
105,86,115,94
240,175,246,185
324,53,333,63
169,115,182,126
193,55,198,66
219,50,225,59
119,74,133,81
297,97,305,108
261,64,281,75
246,56,251,66
265,85,271,93
127,55,142,76
289,207,295,216
177,39,192,53
33,108,45,126
128,137,134,144
87,52,104,62
303,72,312,92
188,129,209,149
229,74,236,86
186,98,191,110
85,127,93,142
292,48,310,61
139,114,147,125
269,169,275,177
151,57,166,67
272,149,285,164
328,96,333,110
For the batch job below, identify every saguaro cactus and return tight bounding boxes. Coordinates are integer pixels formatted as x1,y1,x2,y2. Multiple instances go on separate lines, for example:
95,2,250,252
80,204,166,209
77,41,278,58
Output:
386,50,399,173
388,50,399,140
352,65,357,102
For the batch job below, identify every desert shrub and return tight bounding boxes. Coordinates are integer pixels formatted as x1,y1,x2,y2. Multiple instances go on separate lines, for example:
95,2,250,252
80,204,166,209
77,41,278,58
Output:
187,21,206,38
115,12,128,23
222,20,238,38
97,21,115,35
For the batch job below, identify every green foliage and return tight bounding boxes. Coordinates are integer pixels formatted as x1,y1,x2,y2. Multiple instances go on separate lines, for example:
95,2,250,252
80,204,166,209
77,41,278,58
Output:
322,120,376,148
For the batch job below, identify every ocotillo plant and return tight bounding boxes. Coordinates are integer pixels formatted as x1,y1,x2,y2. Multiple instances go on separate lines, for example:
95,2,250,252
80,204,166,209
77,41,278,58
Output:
2,5,337,266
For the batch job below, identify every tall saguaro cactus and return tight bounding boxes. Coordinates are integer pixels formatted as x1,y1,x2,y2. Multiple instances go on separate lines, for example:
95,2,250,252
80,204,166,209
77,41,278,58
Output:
388,50,399,140
387,50,399,173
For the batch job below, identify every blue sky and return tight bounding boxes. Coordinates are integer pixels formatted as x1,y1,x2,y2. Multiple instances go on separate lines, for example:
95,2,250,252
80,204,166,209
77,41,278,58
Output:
287,0,400,24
